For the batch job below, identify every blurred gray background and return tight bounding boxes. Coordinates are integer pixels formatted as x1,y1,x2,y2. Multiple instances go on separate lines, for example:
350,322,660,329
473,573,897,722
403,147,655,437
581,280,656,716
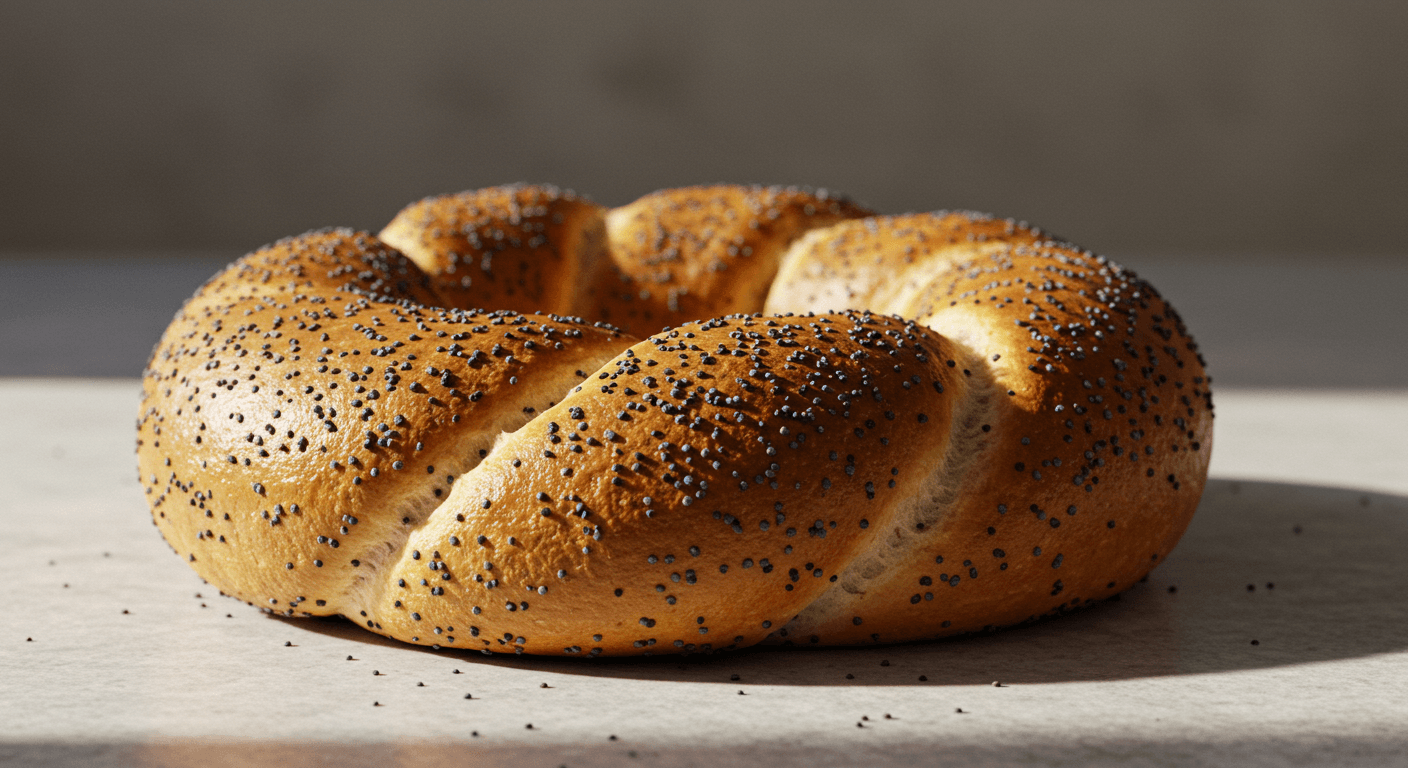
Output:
2,1,1406,384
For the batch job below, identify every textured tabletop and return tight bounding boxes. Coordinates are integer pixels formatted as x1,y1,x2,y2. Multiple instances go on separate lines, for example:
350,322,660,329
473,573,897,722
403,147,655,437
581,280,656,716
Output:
1,381,1406,768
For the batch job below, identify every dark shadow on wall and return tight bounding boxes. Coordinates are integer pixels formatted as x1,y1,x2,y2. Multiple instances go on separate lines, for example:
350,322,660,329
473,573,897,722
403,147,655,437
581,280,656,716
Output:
284,479,1408,686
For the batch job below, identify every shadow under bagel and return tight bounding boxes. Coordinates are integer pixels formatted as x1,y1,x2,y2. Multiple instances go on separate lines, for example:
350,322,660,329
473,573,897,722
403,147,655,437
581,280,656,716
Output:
273,478,1408,685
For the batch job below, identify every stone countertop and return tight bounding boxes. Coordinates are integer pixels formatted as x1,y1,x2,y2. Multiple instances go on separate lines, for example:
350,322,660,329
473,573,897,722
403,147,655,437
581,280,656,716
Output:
1,380,1405,767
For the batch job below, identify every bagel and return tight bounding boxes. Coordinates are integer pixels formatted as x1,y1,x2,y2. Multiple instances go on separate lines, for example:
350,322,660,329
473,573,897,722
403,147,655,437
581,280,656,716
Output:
136,184,1213,656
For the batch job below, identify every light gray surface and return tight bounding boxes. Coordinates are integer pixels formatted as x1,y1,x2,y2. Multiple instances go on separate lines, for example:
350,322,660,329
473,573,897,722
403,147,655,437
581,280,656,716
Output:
2,1,1407,254
1,381,1406,767
4,254,1406,388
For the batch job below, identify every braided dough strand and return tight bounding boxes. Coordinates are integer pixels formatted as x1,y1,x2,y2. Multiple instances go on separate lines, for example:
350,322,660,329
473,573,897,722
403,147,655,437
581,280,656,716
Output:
764,213,1212,644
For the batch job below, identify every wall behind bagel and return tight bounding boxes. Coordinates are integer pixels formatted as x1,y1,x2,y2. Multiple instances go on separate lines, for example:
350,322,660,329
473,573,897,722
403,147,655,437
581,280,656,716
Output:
1,0,1406,256
2,0,1407,384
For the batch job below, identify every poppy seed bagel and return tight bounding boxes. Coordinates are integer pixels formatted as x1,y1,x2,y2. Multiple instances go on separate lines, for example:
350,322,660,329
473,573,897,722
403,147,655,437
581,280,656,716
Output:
137,183,1212,656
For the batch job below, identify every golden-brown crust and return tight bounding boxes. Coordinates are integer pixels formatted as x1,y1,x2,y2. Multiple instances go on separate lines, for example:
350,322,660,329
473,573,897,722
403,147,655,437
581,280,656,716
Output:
765,214,1212,645
379,185,608,317
766,211,1047,319
138,191,1213,656
137,229,631,615
589,185,871,337
366,312,967,655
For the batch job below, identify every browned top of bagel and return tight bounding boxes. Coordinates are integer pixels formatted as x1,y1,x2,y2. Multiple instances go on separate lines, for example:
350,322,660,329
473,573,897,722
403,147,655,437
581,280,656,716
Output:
137,188,1213,657
592,185,871,336
379,185,608,318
